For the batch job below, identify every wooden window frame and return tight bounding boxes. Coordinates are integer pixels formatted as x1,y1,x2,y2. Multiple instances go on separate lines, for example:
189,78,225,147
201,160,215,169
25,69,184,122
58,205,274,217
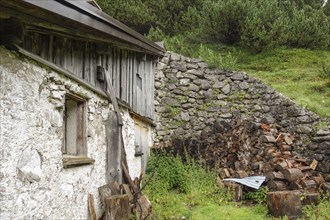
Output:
62,93,94,168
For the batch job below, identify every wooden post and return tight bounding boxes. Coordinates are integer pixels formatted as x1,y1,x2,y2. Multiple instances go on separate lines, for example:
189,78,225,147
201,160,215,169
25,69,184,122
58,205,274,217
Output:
267,191,302,219
105,195,130,220
106,111,122,184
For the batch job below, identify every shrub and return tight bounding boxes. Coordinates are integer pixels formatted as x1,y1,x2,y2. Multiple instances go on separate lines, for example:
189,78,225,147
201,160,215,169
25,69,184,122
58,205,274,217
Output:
288,5,330,49
200,0,248,44
240,0,290,52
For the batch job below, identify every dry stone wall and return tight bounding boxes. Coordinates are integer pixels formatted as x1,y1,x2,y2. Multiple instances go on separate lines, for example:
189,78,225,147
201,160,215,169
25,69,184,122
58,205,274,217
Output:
154,52,329,173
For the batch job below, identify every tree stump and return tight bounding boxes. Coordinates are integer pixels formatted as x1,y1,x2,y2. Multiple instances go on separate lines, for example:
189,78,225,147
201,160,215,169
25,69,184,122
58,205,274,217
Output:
105,194,130,220
267,191,302,219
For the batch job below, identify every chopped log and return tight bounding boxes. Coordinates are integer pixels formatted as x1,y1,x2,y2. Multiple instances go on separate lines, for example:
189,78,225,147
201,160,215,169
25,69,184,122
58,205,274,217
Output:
311,176,325,186
218,168,231,179
294,158,308,165
289,181,302,190
298,166,312,172
284,135,294,145
275,161,288,171
261,135,276,143
266,171,285,181
310,159,318,170
281,168,304,182
265,147,277,156
282,151,291,156
281,145,292,151
267,191,302,218
300,179,317,189
105,195,130,220
322,182,330,191
88,193,97,220
301,193,319,206
233,170,248,178
267,180,288,191
136,195,152,220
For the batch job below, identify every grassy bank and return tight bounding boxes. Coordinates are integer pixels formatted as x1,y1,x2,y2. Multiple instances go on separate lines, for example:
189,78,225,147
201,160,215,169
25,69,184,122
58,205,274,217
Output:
165,37,330,118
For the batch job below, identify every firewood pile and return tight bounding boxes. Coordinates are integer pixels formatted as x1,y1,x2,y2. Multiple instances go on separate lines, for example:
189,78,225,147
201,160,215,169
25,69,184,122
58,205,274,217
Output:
168,117,329,193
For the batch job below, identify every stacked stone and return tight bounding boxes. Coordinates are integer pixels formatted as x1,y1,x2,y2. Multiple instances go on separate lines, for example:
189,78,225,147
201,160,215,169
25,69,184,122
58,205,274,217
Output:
154,52,328,173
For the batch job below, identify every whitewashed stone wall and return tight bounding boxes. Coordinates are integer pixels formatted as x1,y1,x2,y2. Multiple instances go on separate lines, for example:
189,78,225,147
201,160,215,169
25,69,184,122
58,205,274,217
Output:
0,46,151,219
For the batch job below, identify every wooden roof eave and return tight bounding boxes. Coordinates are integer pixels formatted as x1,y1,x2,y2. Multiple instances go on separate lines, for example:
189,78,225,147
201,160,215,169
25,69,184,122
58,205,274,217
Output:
0,0,164,56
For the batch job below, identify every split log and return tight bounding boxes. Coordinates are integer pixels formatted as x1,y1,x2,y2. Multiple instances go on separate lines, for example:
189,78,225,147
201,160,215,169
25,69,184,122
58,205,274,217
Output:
218,168,231,179
300,179,317,189
233,171,248,178
298,166,312,172
310,159,318,170
311,176,325,186
267,191,302,219
294,158,308,165
281,145,292,151
267,180,288,191
301,193,319,206
275,161,288,171
105,195,130,220
266,171,285,181
284,135,294,145
281,168,304,182
289,181,302,190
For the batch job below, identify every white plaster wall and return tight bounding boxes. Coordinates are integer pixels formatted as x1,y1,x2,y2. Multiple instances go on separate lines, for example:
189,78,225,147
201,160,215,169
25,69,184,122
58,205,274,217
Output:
0,46,150,219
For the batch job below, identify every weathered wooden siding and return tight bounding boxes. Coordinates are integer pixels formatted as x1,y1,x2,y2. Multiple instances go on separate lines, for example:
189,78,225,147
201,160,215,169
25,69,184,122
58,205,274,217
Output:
22,31,155,119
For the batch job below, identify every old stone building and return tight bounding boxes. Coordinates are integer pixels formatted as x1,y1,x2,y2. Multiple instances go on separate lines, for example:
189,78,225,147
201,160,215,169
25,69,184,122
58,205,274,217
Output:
0,0,163,219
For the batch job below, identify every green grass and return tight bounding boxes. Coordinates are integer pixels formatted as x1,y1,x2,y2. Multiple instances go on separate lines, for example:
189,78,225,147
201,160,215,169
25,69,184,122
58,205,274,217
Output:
143,153,330,220
165,36,330,118
235,48,330,117
143,152,270,219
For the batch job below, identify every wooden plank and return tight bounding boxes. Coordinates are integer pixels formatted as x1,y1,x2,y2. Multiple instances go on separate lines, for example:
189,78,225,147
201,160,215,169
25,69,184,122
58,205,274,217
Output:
75,40,84,78
105,195,130,220
116,49,121,98
121,50,127,102
48,34,53,62
62,156,95,168
150,61,156,119
128,52,133,107
88,193,97,220
90,43,96,86
83,41,90,82
132,53,137,112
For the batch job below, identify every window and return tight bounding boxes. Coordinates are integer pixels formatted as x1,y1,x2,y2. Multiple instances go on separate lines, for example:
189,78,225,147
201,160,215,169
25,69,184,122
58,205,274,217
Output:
62,94,94,168
64,94,87,155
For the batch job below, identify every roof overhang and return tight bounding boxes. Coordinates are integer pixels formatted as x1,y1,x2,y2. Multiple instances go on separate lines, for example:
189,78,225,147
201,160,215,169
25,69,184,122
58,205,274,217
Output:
0,0,164,56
